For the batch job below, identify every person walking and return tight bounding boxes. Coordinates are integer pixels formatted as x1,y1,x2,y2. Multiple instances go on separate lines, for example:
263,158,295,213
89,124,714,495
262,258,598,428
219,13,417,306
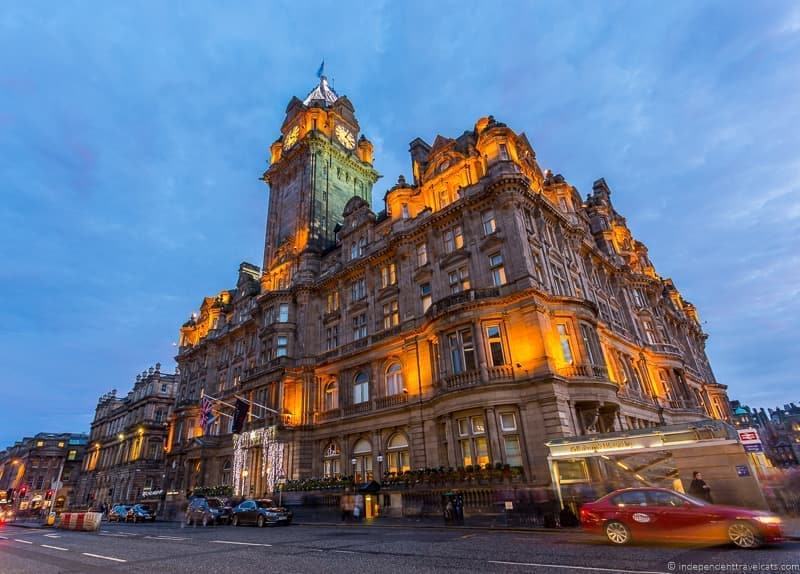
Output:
688,471,713,503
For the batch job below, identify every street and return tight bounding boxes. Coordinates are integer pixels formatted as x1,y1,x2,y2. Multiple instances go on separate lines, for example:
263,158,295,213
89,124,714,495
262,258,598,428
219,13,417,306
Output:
0,521,798,574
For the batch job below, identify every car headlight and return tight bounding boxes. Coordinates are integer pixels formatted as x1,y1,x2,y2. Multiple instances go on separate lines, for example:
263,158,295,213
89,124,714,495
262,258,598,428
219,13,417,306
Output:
754,515,782,525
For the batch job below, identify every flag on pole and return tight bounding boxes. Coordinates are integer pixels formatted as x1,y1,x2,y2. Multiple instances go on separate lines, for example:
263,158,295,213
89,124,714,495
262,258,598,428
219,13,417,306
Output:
200,397,216,433
232,398,249,434
316,60,325,79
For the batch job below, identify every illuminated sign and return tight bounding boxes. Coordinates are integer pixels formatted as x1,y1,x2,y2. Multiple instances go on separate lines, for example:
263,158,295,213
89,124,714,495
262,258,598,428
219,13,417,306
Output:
737,428,762,445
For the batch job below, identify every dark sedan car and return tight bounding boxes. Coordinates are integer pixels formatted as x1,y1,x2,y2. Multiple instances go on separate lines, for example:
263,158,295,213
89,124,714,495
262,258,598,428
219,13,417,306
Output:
580,487,784,548
130,504,155,522
186,497,225,526
231,499,293,527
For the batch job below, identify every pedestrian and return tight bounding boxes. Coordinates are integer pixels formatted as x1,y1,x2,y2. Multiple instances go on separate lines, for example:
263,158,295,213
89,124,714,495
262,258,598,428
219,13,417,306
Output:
688,471,713,503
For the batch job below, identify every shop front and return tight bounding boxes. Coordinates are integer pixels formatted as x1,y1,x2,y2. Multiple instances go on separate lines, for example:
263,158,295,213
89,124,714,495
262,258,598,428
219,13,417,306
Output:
546,420,769,514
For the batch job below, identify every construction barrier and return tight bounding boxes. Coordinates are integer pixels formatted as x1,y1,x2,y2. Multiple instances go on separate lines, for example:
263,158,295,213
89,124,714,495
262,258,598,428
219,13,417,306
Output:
58,512,102,532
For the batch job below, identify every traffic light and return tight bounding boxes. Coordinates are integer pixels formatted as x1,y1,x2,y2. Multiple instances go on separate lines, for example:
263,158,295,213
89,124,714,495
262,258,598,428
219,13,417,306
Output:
46,489,53,500
19,485,28,498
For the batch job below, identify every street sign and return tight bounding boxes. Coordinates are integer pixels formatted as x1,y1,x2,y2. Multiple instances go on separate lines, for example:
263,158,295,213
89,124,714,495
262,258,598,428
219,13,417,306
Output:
737,428,761,445
736,465,751,477
744,444,763,453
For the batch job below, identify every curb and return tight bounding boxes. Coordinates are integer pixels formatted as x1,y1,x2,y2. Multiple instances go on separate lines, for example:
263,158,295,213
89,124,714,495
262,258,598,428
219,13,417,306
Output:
292,521,577,534
7,522,49,529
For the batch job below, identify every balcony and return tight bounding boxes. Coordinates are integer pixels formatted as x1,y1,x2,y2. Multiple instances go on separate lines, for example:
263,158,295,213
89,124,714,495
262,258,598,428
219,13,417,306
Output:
487,365,515,382
443,370,481,390
343,402,372,416
375,394,409,410
557,363,608,380
427,287,501,317
647,343,682,357
317,408,341,423
618,386,659,407
668,399,704,413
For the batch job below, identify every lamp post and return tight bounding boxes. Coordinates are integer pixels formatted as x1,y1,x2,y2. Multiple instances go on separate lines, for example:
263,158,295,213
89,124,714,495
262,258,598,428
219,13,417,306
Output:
351,458,357,482
376,454,384,483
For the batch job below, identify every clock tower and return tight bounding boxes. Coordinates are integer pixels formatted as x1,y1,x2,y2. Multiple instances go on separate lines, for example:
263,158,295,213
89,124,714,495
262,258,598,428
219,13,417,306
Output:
261,73,379,289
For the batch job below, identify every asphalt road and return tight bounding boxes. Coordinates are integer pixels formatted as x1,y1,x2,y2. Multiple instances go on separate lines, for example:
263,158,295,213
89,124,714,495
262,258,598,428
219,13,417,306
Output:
1,521,798,574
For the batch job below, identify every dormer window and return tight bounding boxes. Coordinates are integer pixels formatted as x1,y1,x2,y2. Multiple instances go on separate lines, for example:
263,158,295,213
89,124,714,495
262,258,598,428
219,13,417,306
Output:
499,143,509,160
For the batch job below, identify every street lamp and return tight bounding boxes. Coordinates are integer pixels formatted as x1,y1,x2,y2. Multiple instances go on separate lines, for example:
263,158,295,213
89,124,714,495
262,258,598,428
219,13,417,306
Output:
376,454,384,483
351,458,357,482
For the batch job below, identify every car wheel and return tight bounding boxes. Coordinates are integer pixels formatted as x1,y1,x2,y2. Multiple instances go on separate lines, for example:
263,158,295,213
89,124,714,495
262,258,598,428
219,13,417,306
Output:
232,515,239,527
257,515,265,528
728,521,761,549
604,521,631,545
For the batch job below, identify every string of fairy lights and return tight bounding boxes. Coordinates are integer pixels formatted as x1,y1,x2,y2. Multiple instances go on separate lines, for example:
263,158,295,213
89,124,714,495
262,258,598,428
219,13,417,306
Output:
232,427,285,496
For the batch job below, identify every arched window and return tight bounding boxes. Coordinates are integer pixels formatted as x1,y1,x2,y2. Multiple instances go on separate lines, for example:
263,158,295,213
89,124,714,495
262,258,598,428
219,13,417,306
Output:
221,459,232,486
385,363,403,396
386,434,410,474
324,380,338,411
353,372,369,404
323,441,341,478
352,439,373,482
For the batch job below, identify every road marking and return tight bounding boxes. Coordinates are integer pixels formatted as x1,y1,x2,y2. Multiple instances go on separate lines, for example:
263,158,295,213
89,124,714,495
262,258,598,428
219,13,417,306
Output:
0,536,8,540
332,550,356,554
211,540,272,547
98,533,131,537
43,534,61,538
145,535,188,541
488,561,668,574
14,539,33,544
41,544,68,551
82,552,127,563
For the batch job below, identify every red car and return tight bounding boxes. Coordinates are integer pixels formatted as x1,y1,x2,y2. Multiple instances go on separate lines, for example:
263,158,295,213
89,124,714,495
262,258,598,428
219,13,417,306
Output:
580,487,783,549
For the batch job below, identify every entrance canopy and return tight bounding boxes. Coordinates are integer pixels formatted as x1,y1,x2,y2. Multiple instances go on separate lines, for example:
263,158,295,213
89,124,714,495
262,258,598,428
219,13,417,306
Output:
546,420,741,508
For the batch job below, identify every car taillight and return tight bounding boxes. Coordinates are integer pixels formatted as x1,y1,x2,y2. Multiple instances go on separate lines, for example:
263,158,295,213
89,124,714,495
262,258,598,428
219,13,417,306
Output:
580,509,598,523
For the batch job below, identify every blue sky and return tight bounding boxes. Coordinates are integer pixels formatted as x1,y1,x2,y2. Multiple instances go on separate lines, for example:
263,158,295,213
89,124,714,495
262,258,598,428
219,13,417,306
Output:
1,1,798,448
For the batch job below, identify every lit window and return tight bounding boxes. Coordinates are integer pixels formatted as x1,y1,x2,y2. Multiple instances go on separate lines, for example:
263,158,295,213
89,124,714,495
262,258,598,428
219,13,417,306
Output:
380,262,397,288
485,325,507,366
58,442,65,448
67,450,77,461
443,225,464,254
489,253,506,286
326,291,340,313
353,372,369,404
382,300,400,330
482,209,497,235
558,324,574,364
420,283,432,313
471,416,486,434
386,363,403,396
386,434,410,474
448,266,470,294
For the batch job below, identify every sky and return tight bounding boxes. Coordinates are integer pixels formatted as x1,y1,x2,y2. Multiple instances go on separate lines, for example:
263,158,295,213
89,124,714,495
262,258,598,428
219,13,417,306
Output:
1,1,799,448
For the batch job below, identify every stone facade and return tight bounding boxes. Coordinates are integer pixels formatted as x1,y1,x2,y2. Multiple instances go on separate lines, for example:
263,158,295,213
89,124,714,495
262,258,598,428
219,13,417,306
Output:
0,432,88,511
165,76,730,500
74,364,177,508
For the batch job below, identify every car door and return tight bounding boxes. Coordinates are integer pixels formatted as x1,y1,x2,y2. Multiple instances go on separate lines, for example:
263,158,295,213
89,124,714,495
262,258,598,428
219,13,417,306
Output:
648,491,712,541
239,501,256,524
612,490,657,539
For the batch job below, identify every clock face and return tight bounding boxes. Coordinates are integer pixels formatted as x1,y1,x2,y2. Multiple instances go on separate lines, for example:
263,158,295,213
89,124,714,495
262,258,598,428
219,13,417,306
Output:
284,125,299,149
335,125,355,149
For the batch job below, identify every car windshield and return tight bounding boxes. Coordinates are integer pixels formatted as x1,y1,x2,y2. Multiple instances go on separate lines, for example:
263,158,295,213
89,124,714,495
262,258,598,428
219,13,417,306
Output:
208,499,221,508
256,500,276,509
133,505,148,512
